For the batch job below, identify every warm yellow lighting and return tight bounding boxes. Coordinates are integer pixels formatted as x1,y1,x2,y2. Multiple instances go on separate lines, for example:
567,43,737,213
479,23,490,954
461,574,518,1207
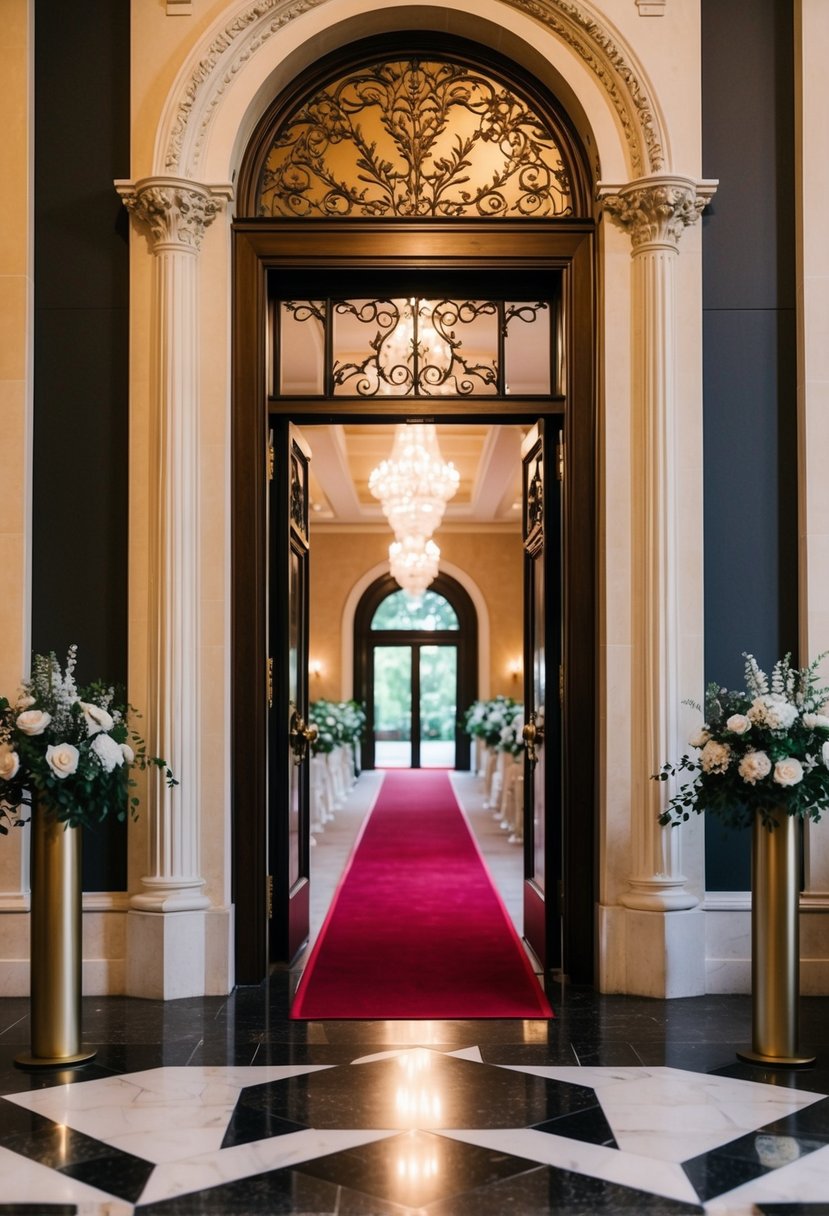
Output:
509,658,523,682
309,659,323,679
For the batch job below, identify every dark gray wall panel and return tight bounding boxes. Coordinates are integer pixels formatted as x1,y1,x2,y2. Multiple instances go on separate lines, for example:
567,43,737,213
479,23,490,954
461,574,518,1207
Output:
34,0,130,890
701,0,797,892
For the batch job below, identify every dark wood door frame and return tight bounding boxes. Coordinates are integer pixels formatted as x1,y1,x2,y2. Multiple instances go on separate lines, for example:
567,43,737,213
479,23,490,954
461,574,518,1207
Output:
232,219,596,985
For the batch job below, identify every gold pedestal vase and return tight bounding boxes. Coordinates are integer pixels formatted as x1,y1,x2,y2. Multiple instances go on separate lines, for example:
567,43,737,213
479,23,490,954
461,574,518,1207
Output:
15,801,96,1069
737,808,814,1067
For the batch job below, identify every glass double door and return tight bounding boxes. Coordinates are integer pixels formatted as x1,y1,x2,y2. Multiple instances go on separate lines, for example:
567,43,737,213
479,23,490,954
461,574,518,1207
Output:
372,643,458,768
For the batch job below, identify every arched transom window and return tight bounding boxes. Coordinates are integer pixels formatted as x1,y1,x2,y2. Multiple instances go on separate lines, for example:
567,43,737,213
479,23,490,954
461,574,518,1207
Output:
255,56,575,219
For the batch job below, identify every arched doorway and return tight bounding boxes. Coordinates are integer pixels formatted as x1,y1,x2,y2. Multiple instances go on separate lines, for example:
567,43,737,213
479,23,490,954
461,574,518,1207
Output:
231,32,596,984
353,573,478,771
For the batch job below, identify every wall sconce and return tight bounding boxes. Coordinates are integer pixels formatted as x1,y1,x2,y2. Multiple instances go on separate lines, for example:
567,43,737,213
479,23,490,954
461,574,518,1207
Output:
508,658,523,683
309,659,323,680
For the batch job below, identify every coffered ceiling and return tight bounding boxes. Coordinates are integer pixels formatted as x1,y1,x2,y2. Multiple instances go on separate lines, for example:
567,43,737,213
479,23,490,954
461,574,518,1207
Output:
300,424,526,529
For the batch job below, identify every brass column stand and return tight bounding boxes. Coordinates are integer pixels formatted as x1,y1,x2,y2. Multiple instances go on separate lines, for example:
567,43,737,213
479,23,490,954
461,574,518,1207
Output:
16,801,96,1069
737,808,814,1067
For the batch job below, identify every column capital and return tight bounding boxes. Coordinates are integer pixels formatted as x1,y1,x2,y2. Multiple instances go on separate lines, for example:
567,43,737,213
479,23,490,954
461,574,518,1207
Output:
115,176,233,252
597,175,717,251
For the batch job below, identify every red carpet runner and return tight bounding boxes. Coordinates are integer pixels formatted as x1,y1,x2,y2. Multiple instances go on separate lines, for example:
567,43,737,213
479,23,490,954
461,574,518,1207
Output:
291,771,553,1019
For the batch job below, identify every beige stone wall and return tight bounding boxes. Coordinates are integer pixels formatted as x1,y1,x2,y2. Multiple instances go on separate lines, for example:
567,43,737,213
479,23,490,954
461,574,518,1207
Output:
0,0,32,981
309,529,524,706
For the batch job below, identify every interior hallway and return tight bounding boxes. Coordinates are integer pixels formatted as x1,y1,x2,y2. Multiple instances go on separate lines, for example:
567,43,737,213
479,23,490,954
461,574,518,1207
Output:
2,772,829,1213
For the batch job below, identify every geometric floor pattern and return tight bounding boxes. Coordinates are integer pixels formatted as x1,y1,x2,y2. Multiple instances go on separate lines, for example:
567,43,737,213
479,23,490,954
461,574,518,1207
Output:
3,1050,829,1213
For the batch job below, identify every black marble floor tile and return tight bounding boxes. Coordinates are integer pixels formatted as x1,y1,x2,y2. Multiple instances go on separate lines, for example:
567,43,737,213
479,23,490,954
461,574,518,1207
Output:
0,1096,154,1204
315,1019,553,1046
758,1095,829,1141
478,1042,578,1065
682,1121,829,1205
757,1205,829,1214
244,1048,592,1130
0,1207,77,1215
571,1039,642,1066
632,1040,749,1072
136,1166,393,1215
223,1082,311,1146
424,1161,705,1215
532,1101,618,1147
296,1129,539,1210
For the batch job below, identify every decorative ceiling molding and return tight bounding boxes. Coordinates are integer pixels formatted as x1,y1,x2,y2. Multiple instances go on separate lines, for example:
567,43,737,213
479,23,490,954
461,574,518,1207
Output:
159,0,667,180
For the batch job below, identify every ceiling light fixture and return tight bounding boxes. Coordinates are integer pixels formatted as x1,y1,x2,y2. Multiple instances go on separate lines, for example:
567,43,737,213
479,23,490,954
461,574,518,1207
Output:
369,424,459,600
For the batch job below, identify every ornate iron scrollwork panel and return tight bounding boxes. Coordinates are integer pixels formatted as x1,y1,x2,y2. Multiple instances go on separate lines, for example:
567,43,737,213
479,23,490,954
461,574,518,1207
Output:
277,296,549,397
257,58,573,219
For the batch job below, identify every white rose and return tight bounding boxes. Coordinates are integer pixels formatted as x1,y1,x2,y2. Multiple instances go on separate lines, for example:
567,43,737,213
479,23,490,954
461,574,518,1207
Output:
803,713,829,730
16,694,35,709
45,742,79,779
823,740,829,769
700,739,731,773
726,714,752,735
120,742,135,765
91,732,124,773
16,709,51,736
80,701,114,736
0,748,20,781
738,750,772,785
773,757,804,787
689,727,711,748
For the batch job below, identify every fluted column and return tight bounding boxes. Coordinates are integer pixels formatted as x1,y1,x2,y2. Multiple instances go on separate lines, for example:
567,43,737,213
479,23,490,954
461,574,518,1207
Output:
116,177,231,914
600,176,716,914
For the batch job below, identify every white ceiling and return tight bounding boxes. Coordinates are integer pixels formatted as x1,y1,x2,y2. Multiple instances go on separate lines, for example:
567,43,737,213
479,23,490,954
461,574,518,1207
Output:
300,423,526,528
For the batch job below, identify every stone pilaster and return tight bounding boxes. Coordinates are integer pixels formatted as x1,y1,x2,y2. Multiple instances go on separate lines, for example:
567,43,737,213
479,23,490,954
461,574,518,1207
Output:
116,176,233,996
598,174,715,993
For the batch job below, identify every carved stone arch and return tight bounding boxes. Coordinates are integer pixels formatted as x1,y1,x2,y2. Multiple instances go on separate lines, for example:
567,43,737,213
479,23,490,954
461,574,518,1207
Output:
235,32,593,219
155,0,668,183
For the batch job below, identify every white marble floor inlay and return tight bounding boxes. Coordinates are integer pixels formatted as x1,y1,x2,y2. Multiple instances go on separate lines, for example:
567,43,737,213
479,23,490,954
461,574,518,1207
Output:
504,1063,825,1160
3,1060,829,1212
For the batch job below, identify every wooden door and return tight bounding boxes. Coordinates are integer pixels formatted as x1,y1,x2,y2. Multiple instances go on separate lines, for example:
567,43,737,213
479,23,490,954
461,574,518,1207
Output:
268,423,315,963
521,420,563,970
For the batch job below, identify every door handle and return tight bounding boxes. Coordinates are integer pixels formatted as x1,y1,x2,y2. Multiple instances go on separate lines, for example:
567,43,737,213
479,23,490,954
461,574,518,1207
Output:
289,709,318,766
522,711,545,766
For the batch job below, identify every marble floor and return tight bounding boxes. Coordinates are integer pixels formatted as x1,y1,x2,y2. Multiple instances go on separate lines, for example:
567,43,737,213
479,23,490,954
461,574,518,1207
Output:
2,777,829,1213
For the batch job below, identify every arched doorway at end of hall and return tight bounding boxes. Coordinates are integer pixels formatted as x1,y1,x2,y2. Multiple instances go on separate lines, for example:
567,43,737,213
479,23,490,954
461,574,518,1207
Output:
353,572,478,771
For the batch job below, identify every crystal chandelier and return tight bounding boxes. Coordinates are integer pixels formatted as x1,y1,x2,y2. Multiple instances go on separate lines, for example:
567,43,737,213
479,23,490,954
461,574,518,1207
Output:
369,424,459,599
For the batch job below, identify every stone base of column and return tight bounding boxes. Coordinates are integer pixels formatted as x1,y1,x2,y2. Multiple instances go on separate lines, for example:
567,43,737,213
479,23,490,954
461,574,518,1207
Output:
598,904,706,997
125,906,234,998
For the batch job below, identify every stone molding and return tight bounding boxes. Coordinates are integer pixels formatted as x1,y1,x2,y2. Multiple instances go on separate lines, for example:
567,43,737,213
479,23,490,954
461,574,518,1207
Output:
158,0,667,179
598,175,717,249
115,177,233,251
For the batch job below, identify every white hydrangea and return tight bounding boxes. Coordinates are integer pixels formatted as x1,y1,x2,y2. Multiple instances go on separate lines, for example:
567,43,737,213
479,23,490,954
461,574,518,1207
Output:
700,739,731,773
803,713,829,730
91,732,125,773
689,727,711,748
738,750,772,785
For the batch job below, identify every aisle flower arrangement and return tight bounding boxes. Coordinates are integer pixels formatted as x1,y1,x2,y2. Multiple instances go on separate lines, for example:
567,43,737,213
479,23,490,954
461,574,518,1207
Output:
463,696,523,750
308,700,366,756
0,645,176,835
656,652,829,830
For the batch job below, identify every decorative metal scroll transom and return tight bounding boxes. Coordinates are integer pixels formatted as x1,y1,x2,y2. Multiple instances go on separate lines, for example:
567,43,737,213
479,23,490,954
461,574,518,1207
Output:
278,297,551,397
258,58,573,218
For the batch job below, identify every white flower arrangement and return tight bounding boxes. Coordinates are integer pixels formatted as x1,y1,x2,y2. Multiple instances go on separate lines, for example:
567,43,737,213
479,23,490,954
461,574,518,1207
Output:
307,700,366,756
656,653,829,830
0,646,175,834
463,696,522,750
